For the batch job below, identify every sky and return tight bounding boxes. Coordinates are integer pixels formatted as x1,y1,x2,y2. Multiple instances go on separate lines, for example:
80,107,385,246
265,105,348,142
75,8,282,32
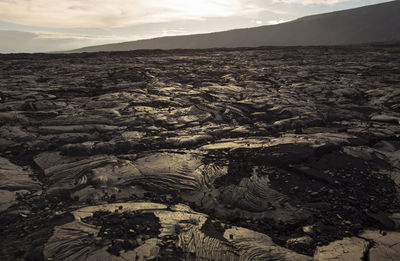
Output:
0,0,394,53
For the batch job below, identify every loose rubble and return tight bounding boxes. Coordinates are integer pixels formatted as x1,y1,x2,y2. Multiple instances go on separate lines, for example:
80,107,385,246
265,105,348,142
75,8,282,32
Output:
1,46,400,260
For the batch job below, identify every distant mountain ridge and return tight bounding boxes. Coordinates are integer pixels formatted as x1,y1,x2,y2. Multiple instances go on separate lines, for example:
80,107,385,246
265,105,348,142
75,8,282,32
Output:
68,0,400,53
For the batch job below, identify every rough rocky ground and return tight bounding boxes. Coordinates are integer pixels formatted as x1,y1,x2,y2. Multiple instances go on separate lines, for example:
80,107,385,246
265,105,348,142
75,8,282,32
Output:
0,46,400,260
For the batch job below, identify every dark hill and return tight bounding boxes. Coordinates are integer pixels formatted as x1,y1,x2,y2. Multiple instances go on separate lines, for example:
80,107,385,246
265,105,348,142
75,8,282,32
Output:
69,0,400,52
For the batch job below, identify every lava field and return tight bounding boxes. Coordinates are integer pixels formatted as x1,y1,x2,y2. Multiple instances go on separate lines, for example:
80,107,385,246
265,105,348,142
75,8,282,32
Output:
1,46,400,260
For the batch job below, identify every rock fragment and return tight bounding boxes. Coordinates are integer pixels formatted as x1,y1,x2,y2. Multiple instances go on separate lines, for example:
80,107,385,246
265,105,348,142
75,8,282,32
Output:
0,157,41,211
361,230,400,261
314,237,370,261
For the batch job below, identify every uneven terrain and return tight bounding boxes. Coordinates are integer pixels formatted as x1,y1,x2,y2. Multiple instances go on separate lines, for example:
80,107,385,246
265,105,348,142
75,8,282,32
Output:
1,46,400,260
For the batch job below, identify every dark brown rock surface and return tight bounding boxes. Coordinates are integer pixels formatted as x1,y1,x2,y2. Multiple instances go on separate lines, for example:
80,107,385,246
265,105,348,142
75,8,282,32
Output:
0,46,400,260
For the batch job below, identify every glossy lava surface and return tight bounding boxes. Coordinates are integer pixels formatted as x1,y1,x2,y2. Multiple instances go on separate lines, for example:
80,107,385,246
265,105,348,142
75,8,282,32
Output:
1,46,400,260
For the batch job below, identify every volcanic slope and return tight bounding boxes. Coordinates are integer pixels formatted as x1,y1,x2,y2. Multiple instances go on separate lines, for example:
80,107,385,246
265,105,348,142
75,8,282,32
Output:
69,0,400,53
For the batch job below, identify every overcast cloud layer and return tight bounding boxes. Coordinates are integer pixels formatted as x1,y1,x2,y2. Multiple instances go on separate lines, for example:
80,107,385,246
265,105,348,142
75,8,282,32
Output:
0,0,261,28
0,0,394,53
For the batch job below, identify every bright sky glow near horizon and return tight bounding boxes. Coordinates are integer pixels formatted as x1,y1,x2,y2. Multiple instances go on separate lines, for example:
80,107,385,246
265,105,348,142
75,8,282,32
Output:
0,0,394,53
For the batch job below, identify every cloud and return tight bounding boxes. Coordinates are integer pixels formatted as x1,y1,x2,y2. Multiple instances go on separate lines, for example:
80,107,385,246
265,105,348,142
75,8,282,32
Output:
32,31,106,40
268,19,289,24
272,0,351,5
0,0,262,28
